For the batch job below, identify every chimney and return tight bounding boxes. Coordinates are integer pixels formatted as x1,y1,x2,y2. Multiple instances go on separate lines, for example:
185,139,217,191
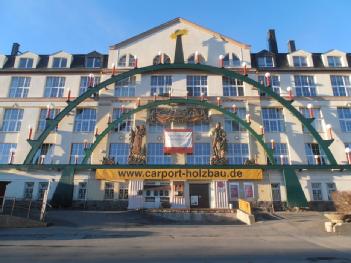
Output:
267,29,278,53
288,40,296,53
11,43,20,56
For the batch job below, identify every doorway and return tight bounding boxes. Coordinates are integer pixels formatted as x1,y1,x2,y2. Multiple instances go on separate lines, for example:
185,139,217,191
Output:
271,183,282,211
189,183,209,208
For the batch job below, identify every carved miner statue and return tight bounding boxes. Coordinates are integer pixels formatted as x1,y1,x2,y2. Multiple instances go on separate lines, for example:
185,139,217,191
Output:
210,122,227,165
128,125,146,164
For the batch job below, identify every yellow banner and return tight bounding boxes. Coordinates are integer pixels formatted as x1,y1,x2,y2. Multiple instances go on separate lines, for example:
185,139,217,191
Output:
239,199,252,215
96,168,262,181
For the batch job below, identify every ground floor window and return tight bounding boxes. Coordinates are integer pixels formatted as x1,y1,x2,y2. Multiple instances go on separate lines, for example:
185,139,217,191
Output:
77,182,87,200
244,183,254,199
326,182,336,201
228,183,239,201
38,182,48,200
119,182,128,200
23,182,34,199
311,182,323,201
104,182,114,200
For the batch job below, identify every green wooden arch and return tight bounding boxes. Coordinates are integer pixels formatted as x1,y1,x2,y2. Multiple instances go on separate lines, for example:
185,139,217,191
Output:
81,97,275,164
24,63,337,165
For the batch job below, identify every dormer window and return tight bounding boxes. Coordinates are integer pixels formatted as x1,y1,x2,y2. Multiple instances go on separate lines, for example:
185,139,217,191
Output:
223,53,241,67
257,56,274,67
52,57,67,68
187,53,205,64
293,56,307,67
18,58,33,69
153,53,171,65
86,57,101,68
327,56,342,67
118,54,136,67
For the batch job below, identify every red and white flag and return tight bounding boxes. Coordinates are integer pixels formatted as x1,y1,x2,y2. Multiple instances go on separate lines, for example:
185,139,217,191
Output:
164,128,193,154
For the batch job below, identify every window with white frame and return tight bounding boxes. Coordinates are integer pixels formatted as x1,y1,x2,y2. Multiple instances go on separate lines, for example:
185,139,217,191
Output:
8,77,31,98
38,182,48,200
244,183,254,198
109,143,129,164
258,75,280,95
52,57,67,68
305,143,327,165
227,143,249,164
293,56,308,67
86,57,101,68
23,182,34,199
337,107,351,132
37,108,60,131
311,182,323,201
118,55,127,67
1,109,23,132
294,75,316,96
150,75,172,96
104,182,114,200
77,182,87,200
0,143,16,164
188,121,210,132
115,76,136,97
69,143,92,164
79,76,101,95
147,143,172,164
331,76,351,96
186,76,207,96
118,182,128,200
18,58,33,68
112,108,132,132
326,182,336,201
187,143,210,165
262,108,285,132
33,143,53,164
148,122,170,133
300,107,324,132
222,77,244,96
44,77,65,98
187,53,205,64
224,108,246,132
270,143,289,164
74,108,96,132
228,183,239,201
257,56,274,67
128,55,136,67
153,54,171,65
223,53,240,67
327,56,342,67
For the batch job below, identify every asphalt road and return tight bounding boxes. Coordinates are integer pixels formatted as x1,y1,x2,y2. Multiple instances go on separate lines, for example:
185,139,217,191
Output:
0,210,351,263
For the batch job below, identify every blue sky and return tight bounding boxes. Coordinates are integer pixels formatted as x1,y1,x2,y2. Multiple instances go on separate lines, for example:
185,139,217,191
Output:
0,0,350,54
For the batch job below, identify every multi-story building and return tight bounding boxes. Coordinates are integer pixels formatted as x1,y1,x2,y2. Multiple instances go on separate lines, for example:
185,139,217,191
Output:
0,18,350,210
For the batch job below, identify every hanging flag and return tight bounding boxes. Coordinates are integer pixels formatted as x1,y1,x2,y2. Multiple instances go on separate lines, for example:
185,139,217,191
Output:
164,128,192,154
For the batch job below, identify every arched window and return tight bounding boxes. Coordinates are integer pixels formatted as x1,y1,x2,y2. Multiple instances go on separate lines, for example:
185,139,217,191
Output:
223,54,230,67
118,55,127,67
187,53,205,64
223,53,240,67
153,53,171,65
128,54,136,67
232,53,240,66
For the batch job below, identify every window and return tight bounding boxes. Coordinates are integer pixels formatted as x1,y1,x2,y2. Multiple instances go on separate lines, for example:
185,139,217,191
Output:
258,75,280,95
227,143,249,164
18,58,33,68
118,54,136,67
104,182,114,200
112,108,132,132
271,143,289,164
115,76,136,97
109,143,129,164
86,57,101,68
74,108,96,132
52,57,67,68
128,55,136,67
153,54,171,65
326,183,336,201
1,109,23,132
311,182,323,201
262,108,285,132
23,182,34,199
222,77,244,96
150,75,172,96
79,76,101,95
38,182,48,200
305,143,327,165
149,122,169,133
77,182,87,200
8,77,31,98
147,143,172,164
224,108,246,132
331,76,351,96
223,53,240,67
37,108,60,131
118,55,127,67
294,75,316,96
257,56,274,67
69,143,92,164
33,144,53,164
300,108,323,132
244,183,254,198
187,53,205,64
187,143,210,165
44,77,65,98
337,107,351,132
228,183,239,201
327,56,342,67
188,121,210,132
293,56,308,67
119,182,128,200
186,76,207,96
0,143,16,164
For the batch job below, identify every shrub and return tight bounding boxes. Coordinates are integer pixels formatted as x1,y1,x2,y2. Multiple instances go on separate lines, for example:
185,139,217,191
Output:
332,191,351,214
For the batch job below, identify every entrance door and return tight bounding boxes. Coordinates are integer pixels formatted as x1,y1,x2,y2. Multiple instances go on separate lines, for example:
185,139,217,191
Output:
271,183,282,211
189,184,209,208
